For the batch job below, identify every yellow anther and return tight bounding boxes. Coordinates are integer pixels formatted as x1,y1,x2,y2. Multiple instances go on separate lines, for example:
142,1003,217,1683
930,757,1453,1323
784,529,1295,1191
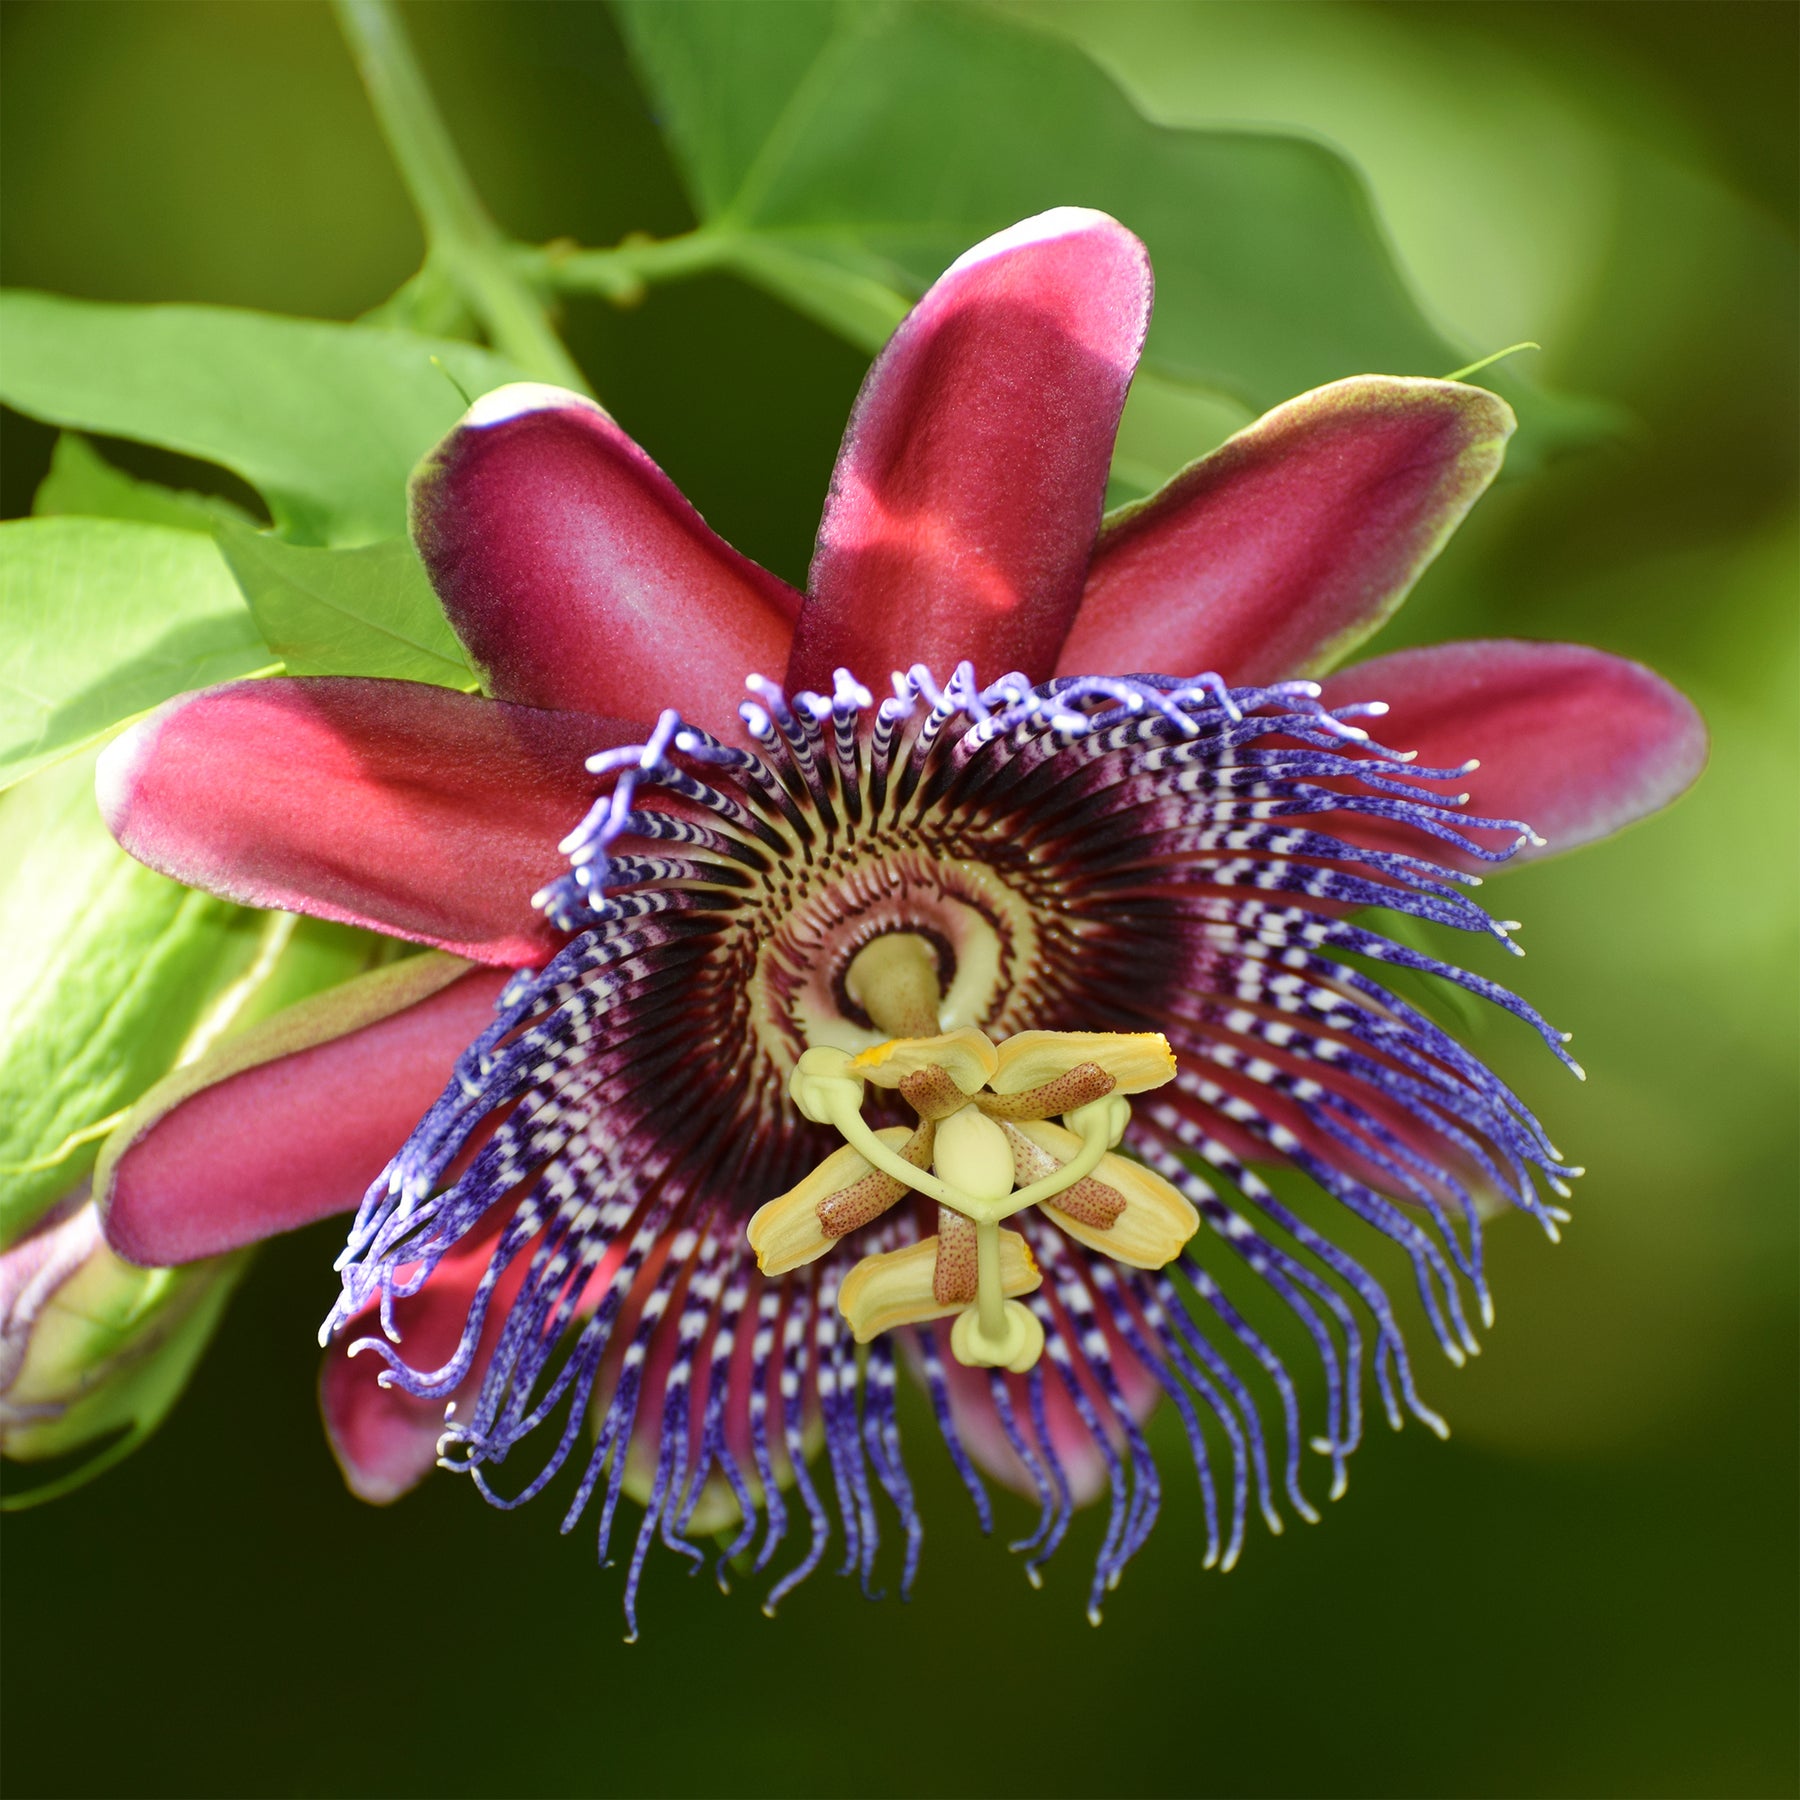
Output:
932,1206,980,1304
837,1230,1039,1342
995,1121,1126,1230
1006,1119,1199,1268
851,1026,999,1095
776,1020,1185,1376
989,1029,1176,1096
817,1121,935,1238
793,1064,964,1212
899,1063,969,1122
1002,1101,1117,1217
976,1061,1113,1122
748,1127,917,1275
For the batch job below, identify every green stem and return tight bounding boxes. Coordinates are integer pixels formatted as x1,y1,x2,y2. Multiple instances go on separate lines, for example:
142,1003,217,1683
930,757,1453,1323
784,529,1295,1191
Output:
332,0,589,392
513,228,735,303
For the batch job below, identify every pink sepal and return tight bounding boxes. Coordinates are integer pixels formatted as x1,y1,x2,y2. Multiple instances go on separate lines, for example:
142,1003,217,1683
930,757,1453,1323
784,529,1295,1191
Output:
320,1230,515,1506
99,677,627,965
96,957,508,1266
1320,639,1707,867
411,385,800,742
1060,377,1513,685
791,210,1152,695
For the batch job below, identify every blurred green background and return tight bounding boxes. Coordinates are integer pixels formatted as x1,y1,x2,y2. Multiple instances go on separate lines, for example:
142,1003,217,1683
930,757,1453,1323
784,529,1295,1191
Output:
2,3,1794,1796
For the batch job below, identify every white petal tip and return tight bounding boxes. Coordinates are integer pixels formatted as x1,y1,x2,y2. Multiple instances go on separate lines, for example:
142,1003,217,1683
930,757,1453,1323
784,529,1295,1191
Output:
946,207,1124,279
462,381,601,429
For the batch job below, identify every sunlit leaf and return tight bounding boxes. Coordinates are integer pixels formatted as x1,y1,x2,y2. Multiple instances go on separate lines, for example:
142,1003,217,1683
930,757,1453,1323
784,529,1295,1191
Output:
1006,0,1614,374
616,0,1584,484
0,746,389,1246
0,292,524,545
0,749,266,1241
0,516,271,791
33,432,257,534
216,523,476,688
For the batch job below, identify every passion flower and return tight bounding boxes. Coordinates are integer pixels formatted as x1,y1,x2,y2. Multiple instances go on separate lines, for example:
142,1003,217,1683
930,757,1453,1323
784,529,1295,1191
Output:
93,209,1705,1634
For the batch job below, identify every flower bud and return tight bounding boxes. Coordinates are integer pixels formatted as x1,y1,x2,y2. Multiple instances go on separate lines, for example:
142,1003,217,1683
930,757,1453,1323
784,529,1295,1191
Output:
1,1190,245,1501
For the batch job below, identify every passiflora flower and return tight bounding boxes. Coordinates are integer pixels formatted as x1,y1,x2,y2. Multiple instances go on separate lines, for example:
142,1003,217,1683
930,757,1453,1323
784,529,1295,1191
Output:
91,209,1704,1632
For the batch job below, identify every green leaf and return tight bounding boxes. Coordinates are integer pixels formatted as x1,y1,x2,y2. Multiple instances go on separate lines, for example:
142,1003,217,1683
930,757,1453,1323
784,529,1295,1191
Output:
0,747,389,1245
32,432,257,533
1004,2,1612,386
0,292,525,545
615,0,1593,485
1108,375,1255,507
0,749,269,1240
0,516,272,791
215,522,476,688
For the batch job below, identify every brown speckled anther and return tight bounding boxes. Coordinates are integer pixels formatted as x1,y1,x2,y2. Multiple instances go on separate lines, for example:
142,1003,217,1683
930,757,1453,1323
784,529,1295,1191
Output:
816,1121,937,1237
898,1064,971,1122
932,1206,980,1304
1000,1121,1126,1230
978,1063,1115,1122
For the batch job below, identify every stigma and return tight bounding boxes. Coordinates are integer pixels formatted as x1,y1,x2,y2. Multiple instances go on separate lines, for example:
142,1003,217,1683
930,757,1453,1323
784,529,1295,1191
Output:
748,932,1195,1372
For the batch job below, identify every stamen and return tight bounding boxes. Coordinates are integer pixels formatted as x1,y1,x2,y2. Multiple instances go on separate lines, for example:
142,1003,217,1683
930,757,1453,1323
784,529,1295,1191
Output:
816,1124,935,1238
977,1062,1115,1120
770,1021,1184,1372
898,1064,968,1121
932,1206,980,1305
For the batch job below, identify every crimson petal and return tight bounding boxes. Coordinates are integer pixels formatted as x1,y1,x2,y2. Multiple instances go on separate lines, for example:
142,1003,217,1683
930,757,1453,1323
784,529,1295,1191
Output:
411,385,801,739
98,677,625,965
1059,377,1514,685
96,956,509,1267
1320,639,1708,867
790,209,1152,694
